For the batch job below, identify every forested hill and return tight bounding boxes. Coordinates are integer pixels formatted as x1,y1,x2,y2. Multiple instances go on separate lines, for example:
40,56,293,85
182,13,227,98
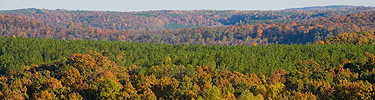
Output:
1,6,375,45
3,6,375,99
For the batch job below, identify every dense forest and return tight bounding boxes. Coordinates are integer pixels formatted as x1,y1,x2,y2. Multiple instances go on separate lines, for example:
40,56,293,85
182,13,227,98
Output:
1,6,375,45
1,31,375,99
2,5,375,99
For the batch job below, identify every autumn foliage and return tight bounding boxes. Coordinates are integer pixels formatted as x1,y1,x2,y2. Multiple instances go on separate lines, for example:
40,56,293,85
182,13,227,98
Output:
2,6,375,99
0,50,374,99
1,7,375,45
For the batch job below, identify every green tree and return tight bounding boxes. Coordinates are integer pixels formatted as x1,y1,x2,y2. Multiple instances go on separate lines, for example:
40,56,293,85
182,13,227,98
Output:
97,77,122,99
238,89,262,100
203,86,222,100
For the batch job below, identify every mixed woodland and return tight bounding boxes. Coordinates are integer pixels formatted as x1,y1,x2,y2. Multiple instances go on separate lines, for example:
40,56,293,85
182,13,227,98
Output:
1,5,375,99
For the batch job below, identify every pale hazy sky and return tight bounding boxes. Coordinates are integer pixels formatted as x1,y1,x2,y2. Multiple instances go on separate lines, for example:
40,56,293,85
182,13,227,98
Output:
1,0,374,11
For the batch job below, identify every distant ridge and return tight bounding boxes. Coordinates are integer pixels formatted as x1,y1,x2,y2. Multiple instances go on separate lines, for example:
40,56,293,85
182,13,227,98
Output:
1,5,375,45
283,5,364,11
1,5,374,13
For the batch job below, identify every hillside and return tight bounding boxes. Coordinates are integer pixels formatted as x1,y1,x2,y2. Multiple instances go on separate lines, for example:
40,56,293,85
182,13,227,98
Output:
1,6,375,45
322,31,375,44
2,6,375,99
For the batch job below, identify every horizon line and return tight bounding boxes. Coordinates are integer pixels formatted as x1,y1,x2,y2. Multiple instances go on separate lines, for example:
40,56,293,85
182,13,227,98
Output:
0,5,373,13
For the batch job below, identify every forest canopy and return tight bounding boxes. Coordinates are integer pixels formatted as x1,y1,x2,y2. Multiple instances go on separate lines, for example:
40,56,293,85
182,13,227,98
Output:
1,6,375,45
2,6,375,99
1,36,375,99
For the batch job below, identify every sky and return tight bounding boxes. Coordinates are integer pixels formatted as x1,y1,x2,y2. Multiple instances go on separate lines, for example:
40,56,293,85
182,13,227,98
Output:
1,0,374,12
